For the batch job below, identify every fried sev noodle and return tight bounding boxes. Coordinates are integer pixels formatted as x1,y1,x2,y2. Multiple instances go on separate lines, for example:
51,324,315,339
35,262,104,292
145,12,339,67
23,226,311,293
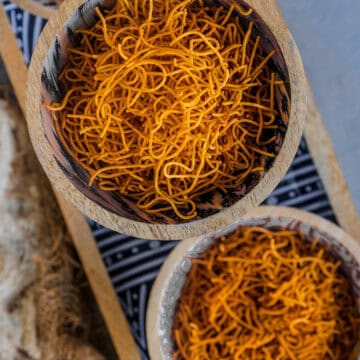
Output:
46,0,285,221
173,227,360,360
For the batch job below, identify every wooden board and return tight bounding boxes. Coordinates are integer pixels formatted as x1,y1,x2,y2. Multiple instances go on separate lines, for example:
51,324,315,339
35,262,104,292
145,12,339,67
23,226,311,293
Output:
304,82,360,239
10,0,53,19
269,0,360,240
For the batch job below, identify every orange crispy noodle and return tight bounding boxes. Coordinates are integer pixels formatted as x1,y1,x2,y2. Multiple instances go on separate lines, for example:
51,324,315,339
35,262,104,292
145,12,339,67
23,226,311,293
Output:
46,0,284,220
173,227,359,360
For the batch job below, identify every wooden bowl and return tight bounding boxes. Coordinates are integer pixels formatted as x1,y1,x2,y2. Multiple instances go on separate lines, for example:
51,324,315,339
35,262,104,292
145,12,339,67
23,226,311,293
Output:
146,206,360,359
26,0,307,240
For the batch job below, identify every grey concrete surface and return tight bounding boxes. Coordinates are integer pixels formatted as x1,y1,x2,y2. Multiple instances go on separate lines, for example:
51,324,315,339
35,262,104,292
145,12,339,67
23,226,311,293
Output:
278,0,360,213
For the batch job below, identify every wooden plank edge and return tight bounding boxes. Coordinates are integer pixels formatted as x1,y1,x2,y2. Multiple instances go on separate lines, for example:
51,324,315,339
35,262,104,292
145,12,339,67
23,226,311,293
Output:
56,195,142,360
0,4,26,114
11,0,53,19
270,0,360,239
0,4,141,360
304,80,360,239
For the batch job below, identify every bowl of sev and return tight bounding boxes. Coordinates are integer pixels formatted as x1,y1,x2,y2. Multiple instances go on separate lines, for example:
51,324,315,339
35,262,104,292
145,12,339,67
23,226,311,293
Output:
26,0,306,240
147,206,360,359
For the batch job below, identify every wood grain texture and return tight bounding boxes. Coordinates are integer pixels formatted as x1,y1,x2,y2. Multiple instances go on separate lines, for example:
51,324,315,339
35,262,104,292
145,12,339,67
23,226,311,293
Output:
55,195,142,360
147,205,360,360
0,5,27,114
268,0,360,244
25,0,307,240
304,81,360,240
10,0,53,19
0,4,141,360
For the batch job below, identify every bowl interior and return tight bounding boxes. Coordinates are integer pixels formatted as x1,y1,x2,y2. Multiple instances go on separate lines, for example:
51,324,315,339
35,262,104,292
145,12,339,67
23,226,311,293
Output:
155,215,360,359
40,0,291,224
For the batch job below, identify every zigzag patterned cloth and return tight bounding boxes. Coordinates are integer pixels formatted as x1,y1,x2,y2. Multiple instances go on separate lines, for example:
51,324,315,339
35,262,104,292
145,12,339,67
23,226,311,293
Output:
2,1,337,357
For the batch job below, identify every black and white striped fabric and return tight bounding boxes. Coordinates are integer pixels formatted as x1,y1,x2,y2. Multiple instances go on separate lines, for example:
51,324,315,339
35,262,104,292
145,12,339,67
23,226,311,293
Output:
3,2,337,357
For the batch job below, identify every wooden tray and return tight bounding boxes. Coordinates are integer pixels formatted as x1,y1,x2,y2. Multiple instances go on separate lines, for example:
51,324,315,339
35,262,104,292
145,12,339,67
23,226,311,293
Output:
1,0,359,359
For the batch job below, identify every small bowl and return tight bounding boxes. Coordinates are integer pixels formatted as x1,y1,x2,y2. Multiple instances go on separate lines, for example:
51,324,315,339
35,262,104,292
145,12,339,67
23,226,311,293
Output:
146,206,360,359
26,0,307,240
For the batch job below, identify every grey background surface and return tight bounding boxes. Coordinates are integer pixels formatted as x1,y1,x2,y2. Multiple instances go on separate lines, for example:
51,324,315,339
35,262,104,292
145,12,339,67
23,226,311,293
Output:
278,0,360,213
